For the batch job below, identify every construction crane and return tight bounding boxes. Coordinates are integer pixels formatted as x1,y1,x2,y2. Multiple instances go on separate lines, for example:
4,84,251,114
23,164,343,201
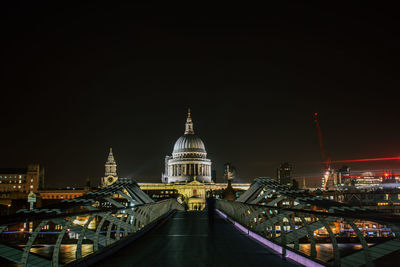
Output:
314,113,331,189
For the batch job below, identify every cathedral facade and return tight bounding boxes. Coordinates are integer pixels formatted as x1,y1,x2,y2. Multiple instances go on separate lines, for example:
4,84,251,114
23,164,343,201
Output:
162,110,212,183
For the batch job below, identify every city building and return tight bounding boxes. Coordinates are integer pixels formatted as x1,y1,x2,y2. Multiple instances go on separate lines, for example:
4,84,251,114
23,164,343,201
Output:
161,109,212,183
337,165,350,185
39,188,88,201
0,164,44,193
276,162,293,186
139,182,250,210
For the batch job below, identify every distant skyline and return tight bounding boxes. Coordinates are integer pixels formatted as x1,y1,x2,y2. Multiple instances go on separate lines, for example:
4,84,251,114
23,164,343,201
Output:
1,3,399,187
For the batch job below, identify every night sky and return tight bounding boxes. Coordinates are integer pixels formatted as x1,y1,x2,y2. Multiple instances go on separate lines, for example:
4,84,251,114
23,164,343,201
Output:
1,2,399,187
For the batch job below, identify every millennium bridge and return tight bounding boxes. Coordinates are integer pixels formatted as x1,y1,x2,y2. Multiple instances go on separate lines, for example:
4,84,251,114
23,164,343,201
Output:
0,178,399,266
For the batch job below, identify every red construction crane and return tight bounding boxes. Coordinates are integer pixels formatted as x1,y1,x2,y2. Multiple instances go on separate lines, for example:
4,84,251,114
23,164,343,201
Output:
314,113,331,189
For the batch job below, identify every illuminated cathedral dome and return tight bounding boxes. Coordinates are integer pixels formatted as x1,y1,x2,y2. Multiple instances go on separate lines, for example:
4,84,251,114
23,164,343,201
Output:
173,135,206,154
162,109,212,183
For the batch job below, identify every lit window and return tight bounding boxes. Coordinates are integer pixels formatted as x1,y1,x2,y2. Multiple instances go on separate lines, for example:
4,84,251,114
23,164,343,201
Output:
30,185,33,189
13,185,16,188
30,179,33,182
19,175,22,178
18,186,21,189
19,180,21,184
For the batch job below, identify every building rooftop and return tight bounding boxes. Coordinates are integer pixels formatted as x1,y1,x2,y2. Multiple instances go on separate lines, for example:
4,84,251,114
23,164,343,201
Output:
0,168,27,174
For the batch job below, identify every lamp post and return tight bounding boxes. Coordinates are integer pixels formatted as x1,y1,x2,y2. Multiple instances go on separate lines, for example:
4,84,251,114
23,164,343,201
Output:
27,191,37,210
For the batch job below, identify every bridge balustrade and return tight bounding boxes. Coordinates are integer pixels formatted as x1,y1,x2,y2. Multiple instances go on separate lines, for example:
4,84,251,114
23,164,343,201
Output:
0,182,183,267
216,199,400,267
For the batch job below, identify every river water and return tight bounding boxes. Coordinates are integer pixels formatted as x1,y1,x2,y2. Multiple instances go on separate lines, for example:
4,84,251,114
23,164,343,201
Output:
287,243,368,262
0,243,367,265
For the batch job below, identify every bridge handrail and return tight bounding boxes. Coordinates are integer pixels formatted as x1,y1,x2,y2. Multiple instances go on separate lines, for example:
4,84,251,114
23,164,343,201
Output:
216,199,400,267
233,201,400,225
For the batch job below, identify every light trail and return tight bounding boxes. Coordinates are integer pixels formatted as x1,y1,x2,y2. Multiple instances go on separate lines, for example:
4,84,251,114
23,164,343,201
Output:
328,156,400,164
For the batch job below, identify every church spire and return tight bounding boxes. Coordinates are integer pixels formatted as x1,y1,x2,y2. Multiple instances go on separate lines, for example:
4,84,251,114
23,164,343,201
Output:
184,108,194,134
105,147,117,177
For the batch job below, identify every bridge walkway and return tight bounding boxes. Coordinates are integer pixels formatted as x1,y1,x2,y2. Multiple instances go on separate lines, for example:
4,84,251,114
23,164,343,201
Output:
100,211,298,267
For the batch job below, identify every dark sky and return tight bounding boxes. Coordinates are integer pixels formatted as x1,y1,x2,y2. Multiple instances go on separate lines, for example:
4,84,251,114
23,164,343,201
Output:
1,2,399,187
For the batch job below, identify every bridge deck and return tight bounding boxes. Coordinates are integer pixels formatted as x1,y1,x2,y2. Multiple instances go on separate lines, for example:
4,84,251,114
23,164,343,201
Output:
100,211,297,267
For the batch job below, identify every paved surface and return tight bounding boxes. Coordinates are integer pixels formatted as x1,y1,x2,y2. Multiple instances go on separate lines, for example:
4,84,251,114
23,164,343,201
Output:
99,211,297,267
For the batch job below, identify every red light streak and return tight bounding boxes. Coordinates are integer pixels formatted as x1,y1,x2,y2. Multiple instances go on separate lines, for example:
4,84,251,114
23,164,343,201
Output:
327,156,400,164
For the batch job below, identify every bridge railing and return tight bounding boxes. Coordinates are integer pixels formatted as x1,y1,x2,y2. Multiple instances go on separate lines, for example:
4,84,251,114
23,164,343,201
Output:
216,199,400,267
0,182,184,267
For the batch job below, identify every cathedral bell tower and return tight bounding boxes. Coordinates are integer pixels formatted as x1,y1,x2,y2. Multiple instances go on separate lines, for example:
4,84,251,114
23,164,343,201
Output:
102,148,118,187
